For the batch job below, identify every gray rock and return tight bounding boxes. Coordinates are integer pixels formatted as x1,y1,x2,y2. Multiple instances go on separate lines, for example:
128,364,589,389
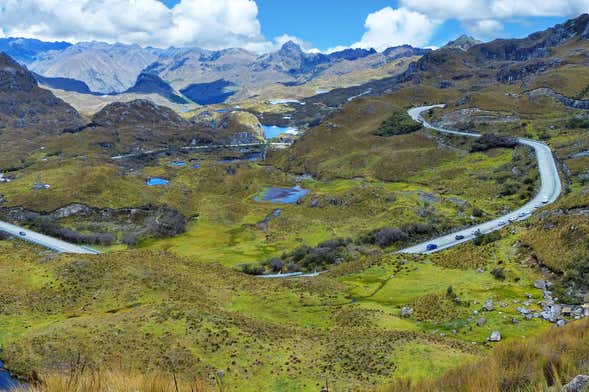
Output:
534,279,546,290
512,318,519,324
556,319,566,327
488,330,501,342
477,318,487,327
561,375,589,392
517,306,531,315
483,299,494,311
401,306,413,318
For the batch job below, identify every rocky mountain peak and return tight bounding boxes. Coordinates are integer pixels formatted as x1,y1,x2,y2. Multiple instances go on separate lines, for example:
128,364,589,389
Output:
444,35,482,51
279,41,304,59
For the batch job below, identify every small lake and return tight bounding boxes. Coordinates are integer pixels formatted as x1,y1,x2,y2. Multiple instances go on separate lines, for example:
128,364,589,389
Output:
0,361,21,390
169,161,186,167
191,163,201,169
255,185,309,204
146,177,170,186
262,125,299,139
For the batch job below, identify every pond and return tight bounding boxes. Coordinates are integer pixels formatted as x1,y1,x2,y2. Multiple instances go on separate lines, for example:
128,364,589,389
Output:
169,161,186,167
146,177,170,186
262,125,299,139
191,163,201,169
254,185,309,204
0,361,21,390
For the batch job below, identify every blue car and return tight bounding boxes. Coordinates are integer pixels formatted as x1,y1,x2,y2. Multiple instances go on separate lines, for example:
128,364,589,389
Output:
455,234,465,240
426,243,438,251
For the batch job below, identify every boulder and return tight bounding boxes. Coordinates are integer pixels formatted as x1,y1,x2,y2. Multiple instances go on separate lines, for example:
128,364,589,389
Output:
488,330,501,342
401,306,413,318
483,299,494,311
561,375,589,392
534,279,546,290
476,318,487,327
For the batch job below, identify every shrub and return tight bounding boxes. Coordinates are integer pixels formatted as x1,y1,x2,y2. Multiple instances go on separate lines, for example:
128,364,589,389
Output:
241,264,264,275
374,111,422,136
491,268,506,281
146,207,187,237
363,227,409,248
473,231,501,246
471,134,518,152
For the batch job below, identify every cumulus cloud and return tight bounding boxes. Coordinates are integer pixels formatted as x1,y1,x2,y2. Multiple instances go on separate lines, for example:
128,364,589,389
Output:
462,19,503,38
0,0,273,51
350,7,440,51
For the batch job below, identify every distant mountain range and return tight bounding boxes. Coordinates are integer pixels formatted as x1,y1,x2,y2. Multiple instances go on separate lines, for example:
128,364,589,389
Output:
0,37,429,105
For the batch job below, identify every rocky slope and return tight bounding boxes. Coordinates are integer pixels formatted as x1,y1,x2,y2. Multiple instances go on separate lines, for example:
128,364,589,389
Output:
26,39,428,103
0,52,83,168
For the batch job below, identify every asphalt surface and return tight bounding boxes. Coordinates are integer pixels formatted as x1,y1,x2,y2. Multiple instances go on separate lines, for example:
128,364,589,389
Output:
399,105,562,254
0,220,100,254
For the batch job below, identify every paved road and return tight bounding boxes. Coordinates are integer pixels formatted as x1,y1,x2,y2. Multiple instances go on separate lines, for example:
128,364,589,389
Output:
399,105,562,254
0,220,100,254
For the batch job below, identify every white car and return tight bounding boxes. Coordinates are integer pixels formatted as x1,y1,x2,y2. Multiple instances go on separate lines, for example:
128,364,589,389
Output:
542,197,549,204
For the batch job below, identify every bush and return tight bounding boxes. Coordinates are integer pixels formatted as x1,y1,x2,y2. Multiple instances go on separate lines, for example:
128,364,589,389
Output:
471,134,518,152
146,207,187,237
566,116,589,129
473,231,501,246
241,264,264,275
268,258,283,273
365,227,409,248
374,111,422,136
491,268,506,281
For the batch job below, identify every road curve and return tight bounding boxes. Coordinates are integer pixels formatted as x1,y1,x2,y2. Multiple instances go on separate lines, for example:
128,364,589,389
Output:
0,220,100,254
398,105,562,254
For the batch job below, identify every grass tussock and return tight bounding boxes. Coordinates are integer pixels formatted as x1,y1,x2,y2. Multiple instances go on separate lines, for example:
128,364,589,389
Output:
11,369,213,392
381,318,589,392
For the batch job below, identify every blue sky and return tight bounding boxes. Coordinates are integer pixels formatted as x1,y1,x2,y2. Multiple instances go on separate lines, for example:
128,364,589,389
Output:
159,0,573,50
0,1,585,52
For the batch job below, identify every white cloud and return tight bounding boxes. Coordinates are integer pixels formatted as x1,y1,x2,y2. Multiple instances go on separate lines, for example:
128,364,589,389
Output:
400,0,589,21
0,0,273,51
351,7,440,51
462,19,503,38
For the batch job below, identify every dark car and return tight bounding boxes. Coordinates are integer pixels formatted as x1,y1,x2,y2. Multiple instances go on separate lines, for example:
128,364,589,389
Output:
426,243,438,251
18,231,26,236
455,234,465,240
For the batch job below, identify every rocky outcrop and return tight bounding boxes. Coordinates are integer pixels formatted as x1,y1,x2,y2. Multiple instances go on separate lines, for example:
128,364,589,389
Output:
526,88,589,110
217,111,265,144
443,35,482,51
561,375,589,392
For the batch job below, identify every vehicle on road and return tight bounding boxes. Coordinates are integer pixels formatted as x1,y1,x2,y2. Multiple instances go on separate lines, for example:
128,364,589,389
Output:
18,231,26,236
426,244,438,251
455,234,465,240
542,197,549,203
518,212,527,218
498,221,507,226
508,217,517,223
473,229,482,236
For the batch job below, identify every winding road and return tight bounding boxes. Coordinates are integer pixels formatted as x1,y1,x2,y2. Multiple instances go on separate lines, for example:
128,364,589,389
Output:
0,105,561,257
0,220,99,254
399,105,561,254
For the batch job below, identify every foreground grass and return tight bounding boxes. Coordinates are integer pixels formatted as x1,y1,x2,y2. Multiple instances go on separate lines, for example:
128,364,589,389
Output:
12,370,212,392
382,318,589,392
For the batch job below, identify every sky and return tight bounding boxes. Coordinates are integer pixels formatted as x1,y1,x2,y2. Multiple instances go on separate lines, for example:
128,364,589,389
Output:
0,1,586,52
